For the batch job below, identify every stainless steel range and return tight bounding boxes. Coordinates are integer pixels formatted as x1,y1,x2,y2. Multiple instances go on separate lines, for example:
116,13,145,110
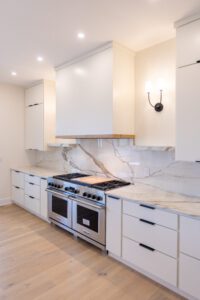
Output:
47,173,130,250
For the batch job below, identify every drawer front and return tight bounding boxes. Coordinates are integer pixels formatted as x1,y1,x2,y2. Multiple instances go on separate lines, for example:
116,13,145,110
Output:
180,216,200,260
179,253,200,299
25,174,40,185
25,182,40,199
11,170,24,189
123,200,177,230
122,237,177,286
12,186,24,206
25,195,40,215
123,214,177,258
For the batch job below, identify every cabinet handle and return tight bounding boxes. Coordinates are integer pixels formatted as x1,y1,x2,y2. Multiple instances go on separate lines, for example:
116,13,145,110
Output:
41,177,47,180
29,182,34,185
196,60,200,63
33,103,39,106
107,195,120,200
139,218,155,226
29,174,34,177
139,243,155,252
140,204,155,210
29,196,35,199
28,104,33,107
15,170,20,173
15,186,20,189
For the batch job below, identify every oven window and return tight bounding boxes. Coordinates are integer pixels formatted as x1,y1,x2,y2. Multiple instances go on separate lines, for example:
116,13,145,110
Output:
77,205,98,232
52,195,68,218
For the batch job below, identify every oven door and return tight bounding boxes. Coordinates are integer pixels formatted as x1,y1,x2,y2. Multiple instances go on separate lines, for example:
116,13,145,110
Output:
72,198,105,245
48,190,72,228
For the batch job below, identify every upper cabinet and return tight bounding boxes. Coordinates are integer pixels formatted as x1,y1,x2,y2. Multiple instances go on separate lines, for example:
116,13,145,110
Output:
25,80,56,151
56,42,135,138
176,17,200,68
175,16,200,161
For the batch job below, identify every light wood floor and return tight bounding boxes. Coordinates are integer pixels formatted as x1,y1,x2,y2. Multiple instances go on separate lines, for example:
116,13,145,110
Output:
0,205,184,300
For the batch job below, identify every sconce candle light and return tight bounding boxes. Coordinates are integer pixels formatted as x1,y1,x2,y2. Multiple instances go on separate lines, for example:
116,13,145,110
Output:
145,80,164,112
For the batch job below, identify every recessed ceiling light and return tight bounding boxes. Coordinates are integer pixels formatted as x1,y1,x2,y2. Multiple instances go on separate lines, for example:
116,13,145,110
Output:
37,56,44,62
11,71,17,76
77,32,85,39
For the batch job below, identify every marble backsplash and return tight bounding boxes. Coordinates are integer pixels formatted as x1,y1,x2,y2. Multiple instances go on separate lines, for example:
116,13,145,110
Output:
33,139,200,197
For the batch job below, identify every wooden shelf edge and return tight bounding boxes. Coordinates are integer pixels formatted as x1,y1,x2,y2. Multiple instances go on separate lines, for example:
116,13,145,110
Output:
56,134,135,139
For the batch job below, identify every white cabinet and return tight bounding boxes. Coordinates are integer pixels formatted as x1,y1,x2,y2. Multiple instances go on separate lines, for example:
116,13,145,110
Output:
11,170,24,189
25,80,56,151
179,253,200,300
11,169,49,221
123,237,177,286
40,178,48,220
106,195,122,257
56,42,135,138
25,83,44,107
176,63,200,161
176,18,200,68
12,186,24,206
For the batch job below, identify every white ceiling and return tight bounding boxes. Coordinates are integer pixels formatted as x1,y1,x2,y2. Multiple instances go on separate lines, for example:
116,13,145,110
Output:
1,0,200,86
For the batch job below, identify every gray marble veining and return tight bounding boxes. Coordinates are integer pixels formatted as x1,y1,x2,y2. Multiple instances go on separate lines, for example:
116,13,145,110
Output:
33,138,200,198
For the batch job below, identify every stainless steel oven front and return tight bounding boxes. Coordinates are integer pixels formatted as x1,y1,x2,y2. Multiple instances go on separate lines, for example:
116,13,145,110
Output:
72,198,106,247
48,190,72,229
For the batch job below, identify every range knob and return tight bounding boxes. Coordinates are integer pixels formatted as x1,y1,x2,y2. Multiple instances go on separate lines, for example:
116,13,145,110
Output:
65,187,69,191
87,194,91,198
74,190,80,194
83,192,87,197
57,185,63,189
97,196,103,201
92,195,97,200
48,182,53,186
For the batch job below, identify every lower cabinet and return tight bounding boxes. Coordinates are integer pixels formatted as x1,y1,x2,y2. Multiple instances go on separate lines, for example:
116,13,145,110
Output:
123,237,177,286
12,186,25,206
106,195,122,257
11,170,49,222
179,253,200,299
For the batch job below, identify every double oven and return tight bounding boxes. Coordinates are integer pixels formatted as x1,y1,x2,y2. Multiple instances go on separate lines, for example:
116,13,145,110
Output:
48,189,106,249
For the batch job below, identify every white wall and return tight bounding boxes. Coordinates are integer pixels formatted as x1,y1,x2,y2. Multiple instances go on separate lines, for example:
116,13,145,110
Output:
0,84,33,204
135,39,176,147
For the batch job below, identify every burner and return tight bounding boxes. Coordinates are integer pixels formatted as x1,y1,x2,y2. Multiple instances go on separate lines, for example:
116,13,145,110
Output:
92,180,130,191
53,173,89,181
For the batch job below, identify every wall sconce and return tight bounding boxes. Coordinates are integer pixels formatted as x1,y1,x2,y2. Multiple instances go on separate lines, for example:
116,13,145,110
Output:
145,80,164,112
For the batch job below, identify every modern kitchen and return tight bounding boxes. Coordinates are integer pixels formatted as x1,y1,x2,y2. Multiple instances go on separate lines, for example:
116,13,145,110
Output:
1,1,200,299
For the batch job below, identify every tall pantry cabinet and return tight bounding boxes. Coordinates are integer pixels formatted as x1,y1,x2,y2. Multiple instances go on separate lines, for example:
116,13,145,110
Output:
176,16,200,161
25,80,56,151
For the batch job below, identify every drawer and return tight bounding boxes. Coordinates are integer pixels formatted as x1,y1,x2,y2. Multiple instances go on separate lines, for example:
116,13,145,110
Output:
11,170,24,189
25,181,40,199
25,195,40,215
25,174,40,185
123,200,177,230
180,216,200,260
179,253,200,299
12,186,24,206
123,214,177,258
122,237,177,286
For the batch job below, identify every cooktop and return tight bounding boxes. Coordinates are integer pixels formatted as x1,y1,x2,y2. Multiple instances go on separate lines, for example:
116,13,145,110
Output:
53,173,89,181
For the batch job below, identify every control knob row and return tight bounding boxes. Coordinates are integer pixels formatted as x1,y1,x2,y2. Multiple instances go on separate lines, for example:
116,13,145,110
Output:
82,192,103,201
65,186,79,194
48,182,63,189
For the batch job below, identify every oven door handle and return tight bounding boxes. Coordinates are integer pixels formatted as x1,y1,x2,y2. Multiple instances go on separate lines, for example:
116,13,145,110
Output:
71,197,105,210
46,189,67,198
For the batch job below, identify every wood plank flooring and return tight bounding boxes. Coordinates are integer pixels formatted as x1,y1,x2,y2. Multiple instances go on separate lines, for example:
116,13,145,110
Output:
0,205,184,300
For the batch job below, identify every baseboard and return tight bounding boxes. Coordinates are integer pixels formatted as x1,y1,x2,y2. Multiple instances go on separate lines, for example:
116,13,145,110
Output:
0,197,12,206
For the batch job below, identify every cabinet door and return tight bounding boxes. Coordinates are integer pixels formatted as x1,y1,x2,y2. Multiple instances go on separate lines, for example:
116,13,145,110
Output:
11,170,24,189
25,195,40,215
176,64,200,161
177,19,200,68
25,104,44,150
106,196,122,257
40,178,48,220
25,83,44,107
12,186,24,206
179,253,200,299
56,47,113,136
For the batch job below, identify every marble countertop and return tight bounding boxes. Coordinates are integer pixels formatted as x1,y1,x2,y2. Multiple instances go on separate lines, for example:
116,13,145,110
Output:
106,182,200,218
11,166,61,179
